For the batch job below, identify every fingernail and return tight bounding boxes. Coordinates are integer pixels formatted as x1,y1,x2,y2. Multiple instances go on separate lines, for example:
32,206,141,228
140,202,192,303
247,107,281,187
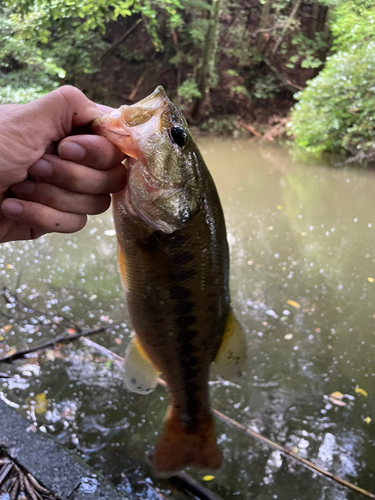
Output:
2,200,24,217
58,142,86,161
30,159,52,178
12,180,35,195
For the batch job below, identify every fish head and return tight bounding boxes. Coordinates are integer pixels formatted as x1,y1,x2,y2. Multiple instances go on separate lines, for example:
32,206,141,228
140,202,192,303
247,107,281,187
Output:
92,86,202,233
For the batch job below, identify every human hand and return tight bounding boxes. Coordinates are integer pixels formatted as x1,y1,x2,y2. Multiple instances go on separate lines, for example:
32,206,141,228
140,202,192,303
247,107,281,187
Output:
0,86,126,242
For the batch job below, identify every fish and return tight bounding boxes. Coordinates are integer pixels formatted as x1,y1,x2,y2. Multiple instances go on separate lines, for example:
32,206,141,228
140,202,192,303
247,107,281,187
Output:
91,86,246,477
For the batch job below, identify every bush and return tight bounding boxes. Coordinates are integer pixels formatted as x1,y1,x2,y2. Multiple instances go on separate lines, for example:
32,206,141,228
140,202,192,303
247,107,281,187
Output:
290,42,375,159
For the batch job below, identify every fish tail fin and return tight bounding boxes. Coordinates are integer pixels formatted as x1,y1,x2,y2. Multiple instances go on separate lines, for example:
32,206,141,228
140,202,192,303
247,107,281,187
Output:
151,407,222,477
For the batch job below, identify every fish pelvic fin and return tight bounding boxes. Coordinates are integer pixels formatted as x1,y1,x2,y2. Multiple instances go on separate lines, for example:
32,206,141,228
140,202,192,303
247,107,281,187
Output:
211,308,247,380
117,242,128,292
124,334,160,394
151,407,222,477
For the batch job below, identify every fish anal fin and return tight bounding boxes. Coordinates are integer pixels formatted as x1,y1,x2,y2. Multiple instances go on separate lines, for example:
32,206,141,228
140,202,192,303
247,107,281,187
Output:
117,243,128,291
124,334,160,394
211,308,247,379
151,407,221,477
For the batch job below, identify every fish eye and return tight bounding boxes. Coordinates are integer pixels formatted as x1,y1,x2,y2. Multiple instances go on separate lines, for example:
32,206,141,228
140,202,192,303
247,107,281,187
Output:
170,126,187,148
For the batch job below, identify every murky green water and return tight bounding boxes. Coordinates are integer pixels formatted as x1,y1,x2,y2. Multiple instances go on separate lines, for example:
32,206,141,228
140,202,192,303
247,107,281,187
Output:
1,139,375,500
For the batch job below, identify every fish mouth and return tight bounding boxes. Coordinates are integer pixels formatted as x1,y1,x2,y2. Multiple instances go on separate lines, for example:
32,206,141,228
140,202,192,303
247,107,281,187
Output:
91,86,168,160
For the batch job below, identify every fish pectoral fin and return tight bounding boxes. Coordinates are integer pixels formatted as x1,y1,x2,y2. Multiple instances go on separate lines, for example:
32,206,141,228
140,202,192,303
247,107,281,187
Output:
211,308,247,379
124,334,161,394
117,243,128,291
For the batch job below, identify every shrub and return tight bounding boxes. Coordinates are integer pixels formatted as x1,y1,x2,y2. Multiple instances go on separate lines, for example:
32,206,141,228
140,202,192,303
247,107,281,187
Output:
290,42,375,159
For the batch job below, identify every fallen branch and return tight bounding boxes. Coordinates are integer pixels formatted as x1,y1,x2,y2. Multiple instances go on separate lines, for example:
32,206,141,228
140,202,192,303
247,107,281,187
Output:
0,326,113,363
237,121,261,138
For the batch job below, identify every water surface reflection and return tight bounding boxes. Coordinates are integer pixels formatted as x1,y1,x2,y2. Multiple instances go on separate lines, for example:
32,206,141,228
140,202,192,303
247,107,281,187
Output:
1,139,374,499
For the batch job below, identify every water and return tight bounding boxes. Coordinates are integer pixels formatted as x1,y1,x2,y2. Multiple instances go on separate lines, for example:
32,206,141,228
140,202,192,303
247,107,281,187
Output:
1,139,375,500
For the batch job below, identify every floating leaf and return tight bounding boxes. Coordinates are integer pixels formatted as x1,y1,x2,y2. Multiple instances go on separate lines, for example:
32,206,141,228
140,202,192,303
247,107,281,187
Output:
367,277,374,283
286,300,301,309
6,264,13,269
284,334,293,340
277,205,282,210
330,391,344,400
329,396,346,406
1,324,12,333
34,393,48,414
67,328,76,335
365,416,372,424
203,475,215,481
355,387,368,397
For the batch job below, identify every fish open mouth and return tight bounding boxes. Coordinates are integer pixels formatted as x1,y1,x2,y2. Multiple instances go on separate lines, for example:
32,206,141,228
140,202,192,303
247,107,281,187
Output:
91,87,168,160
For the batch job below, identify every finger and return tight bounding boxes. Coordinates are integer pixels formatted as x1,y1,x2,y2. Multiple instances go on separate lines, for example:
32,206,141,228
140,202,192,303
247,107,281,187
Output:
1,199,87,234
58,135,125,170
29,154,127,194
96,103,115,113
12,180,111,215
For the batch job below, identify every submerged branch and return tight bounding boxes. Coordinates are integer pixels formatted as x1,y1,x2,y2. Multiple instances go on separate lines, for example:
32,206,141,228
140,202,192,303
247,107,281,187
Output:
0,326,113,363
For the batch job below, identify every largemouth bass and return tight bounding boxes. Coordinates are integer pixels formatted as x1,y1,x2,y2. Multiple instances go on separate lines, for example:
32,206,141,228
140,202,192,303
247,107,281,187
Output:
92,87,246,477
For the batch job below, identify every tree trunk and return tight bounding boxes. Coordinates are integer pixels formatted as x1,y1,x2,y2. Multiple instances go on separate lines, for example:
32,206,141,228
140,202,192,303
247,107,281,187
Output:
191,0,222,119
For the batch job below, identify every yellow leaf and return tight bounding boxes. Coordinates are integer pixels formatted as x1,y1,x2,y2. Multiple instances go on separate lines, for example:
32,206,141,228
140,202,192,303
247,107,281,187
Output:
277,205,282,210
365,416,372,424
301,232,306,236
355,387,368,397
330,391,344,400
6,264,13,269
34,393,48,415
368,277,374,283
203,475,215,482
286,300,301,309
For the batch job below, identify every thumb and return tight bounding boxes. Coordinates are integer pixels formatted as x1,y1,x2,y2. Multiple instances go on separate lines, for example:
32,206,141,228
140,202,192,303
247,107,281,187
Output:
26,85,103,143
1,86,104,172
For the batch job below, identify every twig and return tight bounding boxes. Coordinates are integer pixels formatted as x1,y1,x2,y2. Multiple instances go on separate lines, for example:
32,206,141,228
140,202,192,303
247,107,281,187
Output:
263,57,303,92
170,473,224,500
80,341,375,500
212,410,375,499
0,326,113,363
127,75,145,101
100,18,142,65
252,23,283,37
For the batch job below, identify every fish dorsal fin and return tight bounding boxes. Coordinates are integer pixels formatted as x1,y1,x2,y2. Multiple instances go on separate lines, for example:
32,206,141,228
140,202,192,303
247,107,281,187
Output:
117,243,128,291
124,334,161,394
211,309,247,379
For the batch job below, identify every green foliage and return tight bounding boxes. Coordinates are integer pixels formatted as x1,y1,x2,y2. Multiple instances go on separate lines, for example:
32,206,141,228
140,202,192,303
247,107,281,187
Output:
290,43,375,157
251,73,279,100
287,32,328,70
0,0,182,103
290,0,375,160
177,78,201,101
330,0,375,52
